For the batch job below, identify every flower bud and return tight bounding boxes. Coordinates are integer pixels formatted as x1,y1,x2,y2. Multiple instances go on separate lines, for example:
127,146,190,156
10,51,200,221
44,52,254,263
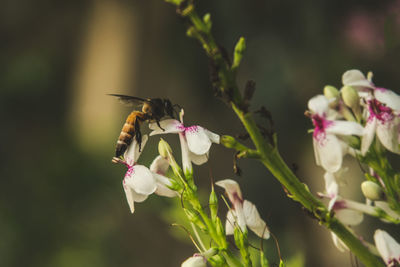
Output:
323,85,339,99
220,135,247,151
184,209,206,230
232,37,246,70
361,181,385,201
214,217,227,249
341,85,360,110
209,186,218,221
158,138,172,158
203,13,212,32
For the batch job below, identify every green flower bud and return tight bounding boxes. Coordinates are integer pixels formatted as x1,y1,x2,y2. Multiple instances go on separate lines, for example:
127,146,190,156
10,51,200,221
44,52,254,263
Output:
361,181,385,201
341,85,360,110
184,209,206,231
214,217,227,249
220,135,247,151
234,227,244,248
232,37,246,70
203,13,212,32
323,85,339,99
158,138,172,158
209,187,218,221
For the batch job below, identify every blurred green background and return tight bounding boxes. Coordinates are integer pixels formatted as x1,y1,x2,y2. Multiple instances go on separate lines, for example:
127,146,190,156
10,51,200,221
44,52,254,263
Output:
1,0,400,266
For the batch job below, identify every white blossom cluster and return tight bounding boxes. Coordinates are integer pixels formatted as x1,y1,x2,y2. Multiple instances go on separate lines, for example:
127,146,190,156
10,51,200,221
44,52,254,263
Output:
113,110,270,266
307,70,400,265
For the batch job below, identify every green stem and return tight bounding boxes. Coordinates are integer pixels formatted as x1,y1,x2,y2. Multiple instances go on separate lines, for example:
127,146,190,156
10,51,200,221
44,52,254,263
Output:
165,1,385,266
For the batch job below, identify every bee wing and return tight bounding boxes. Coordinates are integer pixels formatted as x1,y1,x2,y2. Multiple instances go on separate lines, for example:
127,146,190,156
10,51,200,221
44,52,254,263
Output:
108,94,151,107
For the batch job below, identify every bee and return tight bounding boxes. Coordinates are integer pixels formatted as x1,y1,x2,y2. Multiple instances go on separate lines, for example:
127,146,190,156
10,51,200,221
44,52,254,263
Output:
109,94,178,158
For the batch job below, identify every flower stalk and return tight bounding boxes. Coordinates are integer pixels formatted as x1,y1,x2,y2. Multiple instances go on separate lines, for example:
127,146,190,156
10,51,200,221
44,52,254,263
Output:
163,1,386,266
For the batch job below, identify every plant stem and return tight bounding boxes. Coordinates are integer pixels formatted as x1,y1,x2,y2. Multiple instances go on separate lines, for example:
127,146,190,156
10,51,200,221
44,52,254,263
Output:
164,1,385,266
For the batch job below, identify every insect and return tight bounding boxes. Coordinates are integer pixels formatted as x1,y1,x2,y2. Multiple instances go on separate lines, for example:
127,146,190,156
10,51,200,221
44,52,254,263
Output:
109,94,178,158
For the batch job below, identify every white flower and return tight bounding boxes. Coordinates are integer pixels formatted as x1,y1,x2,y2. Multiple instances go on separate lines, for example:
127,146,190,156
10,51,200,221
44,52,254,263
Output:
374,229,400,266
215,179,270,239
117,135,177,213
341,69,400,155
149,110,219,170
361,98,400,155
308,95,364,172
342,69,375,91
322,172,364,226
181,254,207,267
320,172,363,252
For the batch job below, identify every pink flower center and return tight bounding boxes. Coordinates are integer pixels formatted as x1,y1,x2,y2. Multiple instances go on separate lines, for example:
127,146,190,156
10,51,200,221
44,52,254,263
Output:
185,125,199,133
312,114,333,142
230,192,244,208
332,199,347,211
368,99,393,123
125,166,135,178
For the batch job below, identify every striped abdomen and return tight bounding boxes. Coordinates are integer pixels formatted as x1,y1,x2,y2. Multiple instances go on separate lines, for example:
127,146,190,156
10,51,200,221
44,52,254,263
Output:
115,111,145,157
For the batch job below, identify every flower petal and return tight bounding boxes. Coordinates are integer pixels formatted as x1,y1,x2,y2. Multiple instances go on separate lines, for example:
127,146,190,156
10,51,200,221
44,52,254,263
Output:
179,133,193,174
243,200,270,239
314,134,343,173
342,70,374,90
150,155,170,175
181,255,207,267
149,119,184,135
123,184,136,213
374,229,400,265
189,151,208,165
124,135,148,164
361,117,377,155
215,179,243,204
308,95,329,115
323,172,339,210
186,126,212,155
123,182,149,213
204,129,220,144
225,210,235,235
336,209,363,225
326,120,364,136
375,88,400,111
153,173,177,197
125,165,157,195
376,119,400,154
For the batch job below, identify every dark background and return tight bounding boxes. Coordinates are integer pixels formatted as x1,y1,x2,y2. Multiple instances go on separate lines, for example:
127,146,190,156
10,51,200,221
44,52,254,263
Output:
1,0,400,266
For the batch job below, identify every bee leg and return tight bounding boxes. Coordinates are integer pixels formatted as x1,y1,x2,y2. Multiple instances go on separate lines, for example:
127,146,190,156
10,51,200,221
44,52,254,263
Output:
156,120,165,131
134,117,142,152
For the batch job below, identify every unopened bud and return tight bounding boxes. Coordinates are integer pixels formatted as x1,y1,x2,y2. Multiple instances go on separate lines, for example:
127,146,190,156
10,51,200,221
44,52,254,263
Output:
232,37,246,70
220,135,247,151
361,181,385,201
184,209,206,230
341,85,360,110
186,26,197,38
209,186,218,221
203,13,212,32
324,85,339,99
158,138,172,158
